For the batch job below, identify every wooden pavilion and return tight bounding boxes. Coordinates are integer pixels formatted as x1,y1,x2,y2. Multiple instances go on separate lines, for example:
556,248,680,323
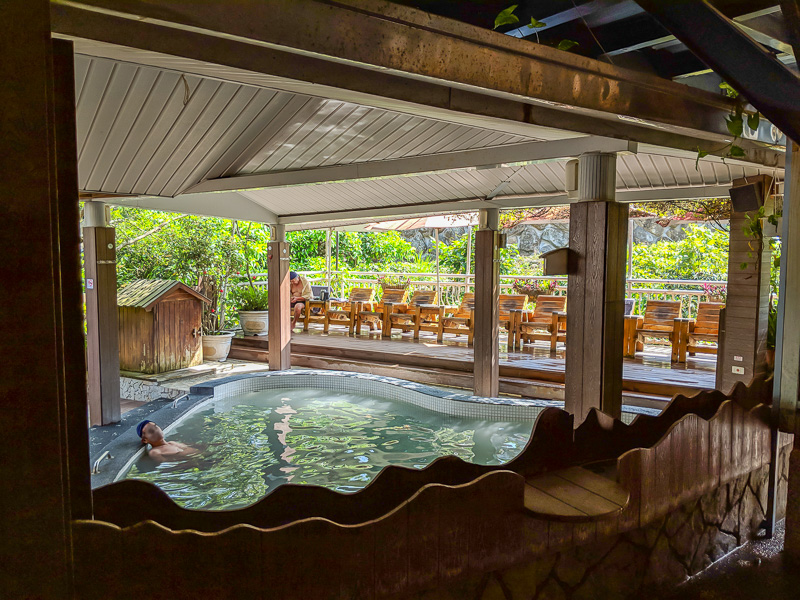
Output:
3,0,800,598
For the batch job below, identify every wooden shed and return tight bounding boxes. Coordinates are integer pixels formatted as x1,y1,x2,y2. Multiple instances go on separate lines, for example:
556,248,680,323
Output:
118,279,209,374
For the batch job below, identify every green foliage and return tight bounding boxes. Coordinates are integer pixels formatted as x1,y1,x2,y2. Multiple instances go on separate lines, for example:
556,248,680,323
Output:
557,39,579,51
229,284,269,311
439,231,474,273
288,230,417,272
529,17,547,28
630,224,729,281
494,5,519,29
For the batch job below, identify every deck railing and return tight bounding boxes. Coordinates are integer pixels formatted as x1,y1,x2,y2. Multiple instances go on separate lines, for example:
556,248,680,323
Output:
242,271,725,315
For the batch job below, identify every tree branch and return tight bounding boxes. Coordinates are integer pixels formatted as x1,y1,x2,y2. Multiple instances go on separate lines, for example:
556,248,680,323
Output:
117,215,189,249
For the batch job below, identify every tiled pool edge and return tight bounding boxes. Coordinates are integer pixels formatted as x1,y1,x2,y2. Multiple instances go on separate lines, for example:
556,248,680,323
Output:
189,370,660,423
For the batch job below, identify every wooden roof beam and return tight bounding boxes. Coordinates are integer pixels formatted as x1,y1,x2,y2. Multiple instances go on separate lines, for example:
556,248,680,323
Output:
51,0,774,157
184,137,638,195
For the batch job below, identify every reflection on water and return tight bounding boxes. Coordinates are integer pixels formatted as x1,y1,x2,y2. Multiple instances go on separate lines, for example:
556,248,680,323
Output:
126,389,533,510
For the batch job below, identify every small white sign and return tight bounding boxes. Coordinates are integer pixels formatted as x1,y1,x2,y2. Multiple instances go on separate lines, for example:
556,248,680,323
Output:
86,278,94,290
732,366,745,375
734,355,743,362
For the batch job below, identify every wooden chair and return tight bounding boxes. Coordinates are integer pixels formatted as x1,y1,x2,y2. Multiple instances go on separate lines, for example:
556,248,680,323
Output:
438,292,475,343
684,301,725,358
511,295,568,351
323,287,375,335
354,287,408,335
385,289,439,338
624,299,683,362
498,294,527,347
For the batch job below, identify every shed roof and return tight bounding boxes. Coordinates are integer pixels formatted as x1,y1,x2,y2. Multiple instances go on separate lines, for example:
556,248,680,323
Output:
117,279,210,310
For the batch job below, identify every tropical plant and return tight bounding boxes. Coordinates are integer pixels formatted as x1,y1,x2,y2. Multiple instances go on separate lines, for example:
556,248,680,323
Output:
229,284,269,311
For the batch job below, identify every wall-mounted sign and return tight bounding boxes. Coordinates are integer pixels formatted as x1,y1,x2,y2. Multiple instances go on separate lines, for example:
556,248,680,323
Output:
86,278,94,290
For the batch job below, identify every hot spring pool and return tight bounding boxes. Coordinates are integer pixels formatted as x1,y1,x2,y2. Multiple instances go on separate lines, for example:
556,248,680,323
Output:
123,387,534,510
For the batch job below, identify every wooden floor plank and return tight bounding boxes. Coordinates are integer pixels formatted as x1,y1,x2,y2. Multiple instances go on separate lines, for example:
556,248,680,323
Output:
236,326,718,396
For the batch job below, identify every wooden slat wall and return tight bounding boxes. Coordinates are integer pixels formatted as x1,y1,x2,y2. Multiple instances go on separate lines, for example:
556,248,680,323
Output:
618,398,772,529
565,201,628,423
117,307,154,374
75,470,526,600
718,211,771,390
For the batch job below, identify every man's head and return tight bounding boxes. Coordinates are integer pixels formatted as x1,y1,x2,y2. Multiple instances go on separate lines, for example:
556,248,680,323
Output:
136,420,164,445
289,271,299,281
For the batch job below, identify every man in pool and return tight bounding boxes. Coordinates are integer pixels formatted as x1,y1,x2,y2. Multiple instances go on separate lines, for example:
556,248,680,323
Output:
136,420,199,462
289,270,312,330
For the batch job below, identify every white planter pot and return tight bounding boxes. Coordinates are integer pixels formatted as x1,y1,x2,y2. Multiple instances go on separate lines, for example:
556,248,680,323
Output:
238,310,269,336
201,332,235,361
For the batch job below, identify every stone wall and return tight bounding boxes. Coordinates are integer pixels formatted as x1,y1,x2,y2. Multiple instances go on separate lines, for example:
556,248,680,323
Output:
409,438,791,600
403,219,725,259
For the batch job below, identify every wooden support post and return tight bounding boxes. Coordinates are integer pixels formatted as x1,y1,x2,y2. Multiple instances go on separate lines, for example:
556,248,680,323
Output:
325,228,332,289
565,153,627,424
716,181,772,392
84,217,121,426
474,209,499,397
775,142,800,546
268,229,291,370
53,38,92,520
0,1,73,595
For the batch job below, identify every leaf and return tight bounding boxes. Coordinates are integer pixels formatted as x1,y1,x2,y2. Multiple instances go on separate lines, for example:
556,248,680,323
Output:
557,39,579,51
726,115,743,138
494,5,519,29
740,262,749,271
530,17,547,28
728,145,746,158
694,147,709,171
719,82,739,98
747,112,760,132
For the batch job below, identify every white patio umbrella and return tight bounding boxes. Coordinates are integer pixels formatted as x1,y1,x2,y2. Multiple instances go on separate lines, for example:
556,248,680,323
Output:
363,214,478,300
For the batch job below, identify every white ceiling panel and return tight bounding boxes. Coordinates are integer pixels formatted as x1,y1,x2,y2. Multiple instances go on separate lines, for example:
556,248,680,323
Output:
75,54,538,197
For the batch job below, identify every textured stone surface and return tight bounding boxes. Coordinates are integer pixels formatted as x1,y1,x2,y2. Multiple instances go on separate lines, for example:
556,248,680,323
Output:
502,555,556,597
537,579,567,600
424,466,775,600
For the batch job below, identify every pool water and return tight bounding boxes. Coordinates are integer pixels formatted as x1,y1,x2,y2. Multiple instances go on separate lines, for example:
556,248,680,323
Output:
124,388,533,510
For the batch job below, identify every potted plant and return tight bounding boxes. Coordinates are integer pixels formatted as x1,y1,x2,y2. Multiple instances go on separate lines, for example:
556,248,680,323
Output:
197,275,235,361
511,279,557,302
377,274,410,292
230,282,270,336
701,282,727,303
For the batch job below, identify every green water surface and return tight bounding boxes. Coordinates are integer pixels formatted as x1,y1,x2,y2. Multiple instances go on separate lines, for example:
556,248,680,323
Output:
125,388,533,510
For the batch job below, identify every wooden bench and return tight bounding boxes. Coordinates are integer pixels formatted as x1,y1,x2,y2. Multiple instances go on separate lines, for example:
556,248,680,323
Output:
439,292,475,343
624,299,683,362
523,464,629,522
386,289,439,338
510,295,567,351
354,287,408,336
324,287,375,335
685,301,725,357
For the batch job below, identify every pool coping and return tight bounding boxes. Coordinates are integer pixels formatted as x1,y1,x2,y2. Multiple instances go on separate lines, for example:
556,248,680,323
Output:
89,370,660,489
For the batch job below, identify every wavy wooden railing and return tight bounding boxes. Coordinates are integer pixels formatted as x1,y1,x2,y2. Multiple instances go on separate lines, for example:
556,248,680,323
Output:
78,378,776,600
75,470,526,600
93,378,772,533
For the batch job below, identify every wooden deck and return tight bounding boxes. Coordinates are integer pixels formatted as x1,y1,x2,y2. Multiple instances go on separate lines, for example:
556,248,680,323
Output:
230,325,717,406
